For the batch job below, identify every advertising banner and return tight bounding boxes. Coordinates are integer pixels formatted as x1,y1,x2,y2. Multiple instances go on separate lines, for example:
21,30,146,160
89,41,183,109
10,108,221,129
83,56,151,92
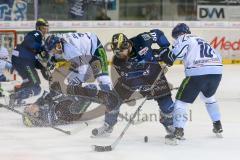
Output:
0,21,239,64
198,5,240,21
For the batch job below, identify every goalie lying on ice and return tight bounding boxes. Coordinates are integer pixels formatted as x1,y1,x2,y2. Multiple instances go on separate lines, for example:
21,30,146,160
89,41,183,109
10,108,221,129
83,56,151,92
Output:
23,87,91,127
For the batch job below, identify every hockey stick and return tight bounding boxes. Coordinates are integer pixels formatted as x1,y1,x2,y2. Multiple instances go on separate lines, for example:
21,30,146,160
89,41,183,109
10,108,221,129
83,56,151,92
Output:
118,86,179,125
0,104,71,135
92,65,168,152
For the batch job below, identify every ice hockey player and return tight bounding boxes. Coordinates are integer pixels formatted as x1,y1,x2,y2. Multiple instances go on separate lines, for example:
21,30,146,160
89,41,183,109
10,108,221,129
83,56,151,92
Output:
92,29,175,137
22,32,115,127
0,46,12,97
22,82,92,127
0,45,12,82
159,23,223,143
10,18,51,106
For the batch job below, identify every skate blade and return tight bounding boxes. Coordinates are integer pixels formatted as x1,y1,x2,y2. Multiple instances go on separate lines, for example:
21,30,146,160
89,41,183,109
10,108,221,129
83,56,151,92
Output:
90,134,111,138
215,133,223,138
165,137,179,145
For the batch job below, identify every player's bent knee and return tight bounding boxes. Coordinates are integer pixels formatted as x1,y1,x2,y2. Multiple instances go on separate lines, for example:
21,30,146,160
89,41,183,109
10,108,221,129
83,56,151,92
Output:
156,95,174,114
199,92,216,104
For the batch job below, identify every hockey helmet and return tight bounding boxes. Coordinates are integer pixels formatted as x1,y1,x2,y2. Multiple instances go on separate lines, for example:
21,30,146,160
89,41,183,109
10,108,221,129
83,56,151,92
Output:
172,23,191,39
45,35,61,52
111,33,130,56
35,18,49,29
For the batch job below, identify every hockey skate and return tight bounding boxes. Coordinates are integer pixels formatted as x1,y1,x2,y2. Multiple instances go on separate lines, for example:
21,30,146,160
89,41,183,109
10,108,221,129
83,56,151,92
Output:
91,123,113,138
213,120,223,138
159,111,175,135
165,127,185,145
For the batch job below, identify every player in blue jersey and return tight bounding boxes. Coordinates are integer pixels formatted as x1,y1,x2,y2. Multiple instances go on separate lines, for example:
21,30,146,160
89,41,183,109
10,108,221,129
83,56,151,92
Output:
92,29,175,137
10,18,51,106
158,23,223,143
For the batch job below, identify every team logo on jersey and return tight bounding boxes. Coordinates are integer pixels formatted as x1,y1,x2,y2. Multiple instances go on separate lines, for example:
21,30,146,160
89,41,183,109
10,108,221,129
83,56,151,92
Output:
141,34,151,41
138,47,149,56
34,32,39,37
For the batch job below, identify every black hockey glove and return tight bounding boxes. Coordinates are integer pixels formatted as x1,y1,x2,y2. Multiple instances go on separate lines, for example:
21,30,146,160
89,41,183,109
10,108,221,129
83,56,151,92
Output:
156,48,176,66
47,56,57,70
41,67,52,81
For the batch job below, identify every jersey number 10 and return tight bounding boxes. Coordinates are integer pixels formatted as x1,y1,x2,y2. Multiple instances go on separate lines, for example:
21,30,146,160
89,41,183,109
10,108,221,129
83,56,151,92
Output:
196,39,214,58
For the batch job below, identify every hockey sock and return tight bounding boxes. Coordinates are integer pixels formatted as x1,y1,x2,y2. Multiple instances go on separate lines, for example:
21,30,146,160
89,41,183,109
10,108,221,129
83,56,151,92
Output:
205,102,221,122
173,100,188,128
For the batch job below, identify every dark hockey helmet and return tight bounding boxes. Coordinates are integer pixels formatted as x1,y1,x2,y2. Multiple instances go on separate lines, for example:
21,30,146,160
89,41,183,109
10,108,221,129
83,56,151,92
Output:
45,35,61,51
172,23,191,39
35,18,49,29
111,33,130,56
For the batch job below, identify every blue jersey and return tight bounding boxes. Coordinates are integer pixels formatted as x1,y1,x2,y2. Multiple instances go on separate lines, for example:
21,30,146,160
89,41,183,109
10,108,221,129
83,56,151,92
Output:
14,30,44,61
113,29,170,89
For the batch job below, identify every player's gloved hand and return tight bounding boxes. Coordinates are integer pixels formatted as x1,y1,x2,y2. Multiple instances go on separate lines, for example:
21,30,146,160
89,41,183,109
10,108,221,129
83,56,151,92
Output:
47,56,56,70
39,51,49,61
156,47,175,66
99,83,111,92
160,48,175,66
84,84,98,97
158,47,170,57
153,48,168,61
41,67,52,81
97,75,113,91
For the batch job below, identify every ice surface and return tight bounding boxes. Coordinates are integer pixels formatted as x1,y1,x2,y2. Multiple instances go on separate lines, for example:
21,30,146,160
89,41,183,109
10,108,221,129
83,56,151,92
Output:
1,65,240,160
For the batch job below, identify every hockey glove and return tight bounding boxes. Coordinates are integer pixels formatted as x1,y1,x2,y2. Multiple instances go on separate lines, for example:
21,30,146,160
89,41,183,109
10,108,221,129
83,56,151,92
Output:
158,48,176,66
41,67,52,81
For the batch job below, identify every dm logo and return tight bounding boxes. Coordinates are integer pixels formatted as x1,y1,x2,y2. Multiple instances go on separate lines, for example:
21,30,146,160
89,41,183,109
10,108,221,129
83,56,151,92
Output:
198,6,225,19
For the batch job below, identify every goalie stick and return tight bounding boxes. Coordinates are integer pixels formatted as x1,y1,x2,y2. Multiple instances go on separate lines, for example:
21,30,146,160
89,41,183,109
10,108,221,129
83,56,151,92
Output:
92,65,168,152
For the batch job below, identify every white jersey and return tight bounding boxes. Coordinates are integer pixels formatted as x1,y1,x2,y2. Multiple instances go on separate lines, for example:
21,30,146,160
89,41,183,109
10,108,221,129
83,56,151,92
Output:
0,60,12,76
0,46,11,76
60,32,98,61
58,32,112,89
172,34,222,76
0,46,9,59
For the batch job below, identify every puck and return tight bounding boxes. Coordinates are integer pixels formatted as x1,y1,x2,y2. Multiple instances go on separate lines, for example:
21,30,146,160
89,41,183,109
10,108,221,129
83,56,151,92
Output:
144,136,148,143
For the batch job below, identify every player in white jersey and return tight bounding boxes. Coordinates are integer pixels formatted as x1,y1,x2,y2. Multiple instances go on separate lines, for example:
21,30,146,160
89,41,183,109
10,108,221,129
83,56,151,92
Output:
0,46,12,97
22,32,116,127
45,32,112,89
159,23,223,142
0,46,12,81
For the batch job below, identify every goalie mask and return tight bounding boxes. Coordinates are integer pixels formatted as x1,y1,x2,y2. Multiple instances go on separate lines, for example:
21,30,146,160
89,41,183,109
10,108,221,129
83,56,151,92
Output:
22,103,55,127
22,95,91,127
